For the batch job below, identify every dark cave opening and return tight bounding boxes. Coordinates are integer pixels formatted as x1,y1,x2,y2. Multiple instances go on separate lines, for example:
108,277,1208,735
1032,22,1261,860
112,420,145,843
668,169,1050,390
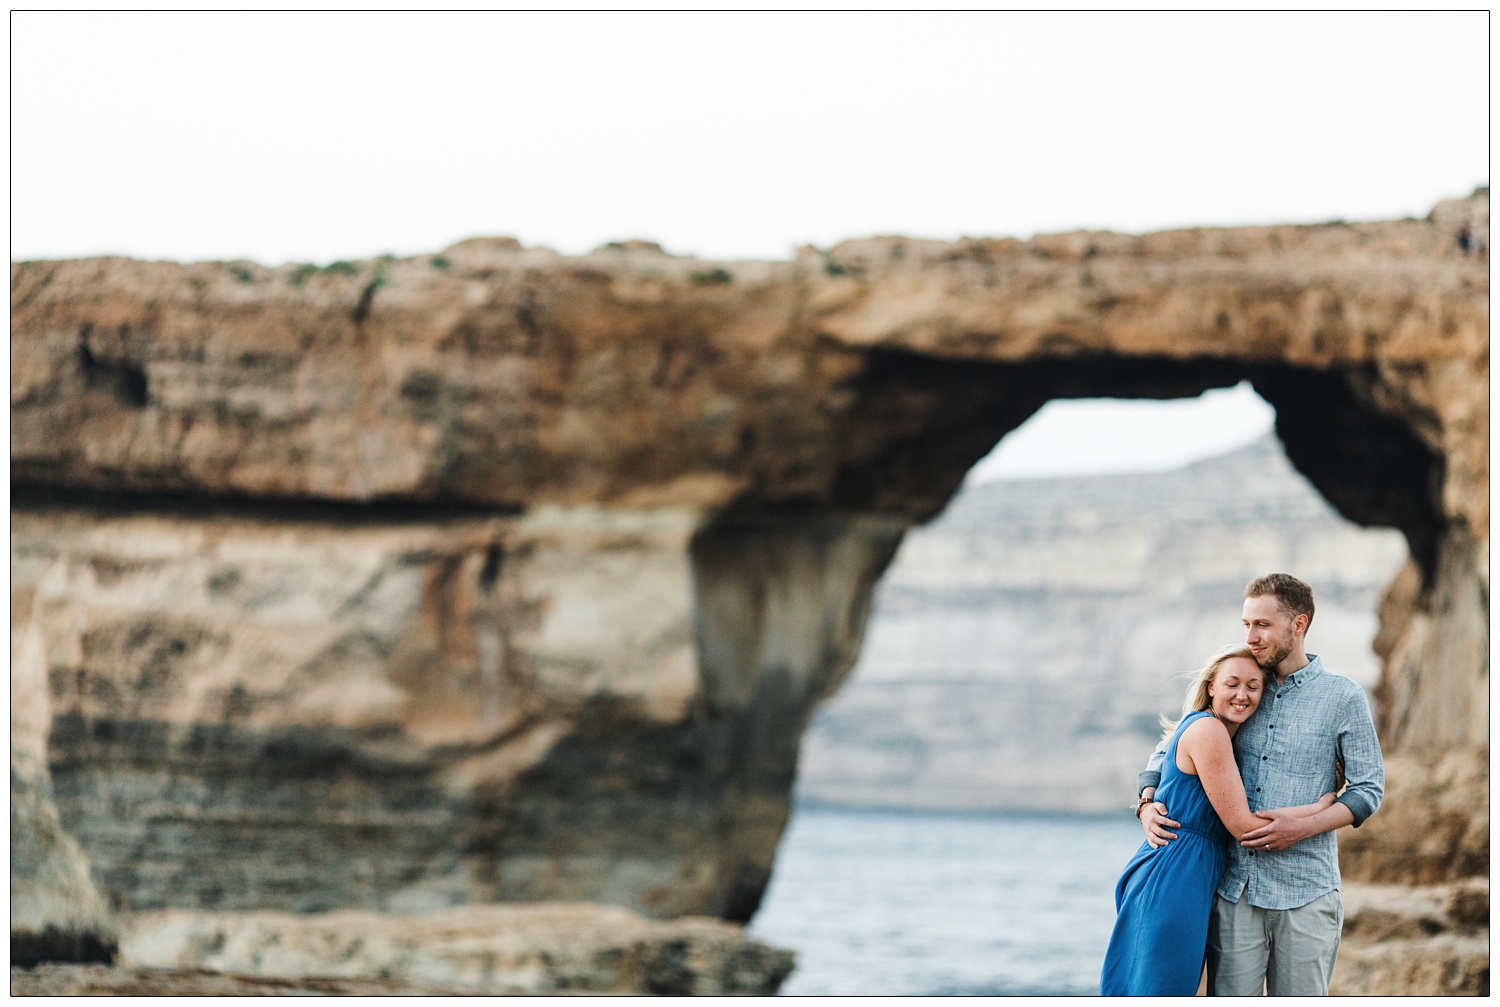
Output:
814,348,1443,583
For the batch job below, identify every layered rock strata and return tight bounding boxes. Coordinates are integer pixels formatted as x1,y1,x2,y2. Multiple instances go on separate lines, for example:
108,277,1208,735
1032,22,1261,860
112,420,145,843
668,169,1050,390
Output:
10,192,1487,993
12,501,892,922
1331,879,1489,996
12,579,117,966
15,901,798,998
115,904,794,995
12,964,474,996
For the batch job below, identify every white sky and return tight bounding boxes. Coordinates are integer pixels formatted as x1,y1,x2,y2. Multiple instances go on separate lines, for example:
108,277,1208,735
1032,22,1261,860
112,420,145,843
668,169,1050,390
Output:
10,12,1489,479
966,382,1275,483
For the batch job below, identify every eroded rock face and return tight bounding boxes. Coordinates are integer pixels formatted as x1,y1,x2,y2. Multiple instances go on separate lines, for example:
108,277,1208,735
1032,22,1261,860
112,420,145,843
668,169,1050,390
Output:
11,501,889,922
10,193,1487,987
1331,880,1489,996
11,574,117,966
116,904,794,995
1339,749,1489,885
12,198,1487,532
14,900,799,997
11,963,476,996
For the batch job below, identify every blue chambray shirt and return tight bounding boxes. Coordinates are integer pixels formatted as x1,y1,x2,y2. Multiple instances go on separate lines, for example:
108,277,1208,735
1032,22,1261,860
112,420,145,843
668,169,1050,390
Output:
1136,654,1384,910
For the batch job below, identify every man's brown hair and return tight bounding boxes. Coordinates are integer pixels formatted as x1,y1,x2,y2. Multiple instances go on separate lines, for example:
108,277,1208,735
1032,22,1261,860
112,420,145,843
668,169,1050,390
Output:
1244,572,1315,629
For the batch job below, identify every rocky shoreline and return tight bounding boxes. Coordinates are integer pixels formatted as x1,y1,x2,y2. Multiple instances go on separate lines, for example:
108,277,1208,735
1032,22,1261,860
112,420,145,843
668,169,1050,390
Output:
13,903,793,996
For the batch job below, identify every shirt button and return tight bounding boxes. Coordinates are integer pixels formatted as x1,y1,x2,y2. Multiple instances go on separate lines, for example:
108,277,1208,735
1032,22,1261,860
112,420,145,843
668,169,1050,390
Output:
1256,787,1262,792
1269,725,1275,729
1262,756,1268,760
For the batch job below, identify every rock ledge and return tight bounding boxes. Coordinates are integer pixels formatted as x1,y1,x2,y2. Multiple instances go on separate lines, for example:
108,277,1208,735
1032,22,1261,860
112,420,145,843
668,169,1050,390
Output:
116,903,794,996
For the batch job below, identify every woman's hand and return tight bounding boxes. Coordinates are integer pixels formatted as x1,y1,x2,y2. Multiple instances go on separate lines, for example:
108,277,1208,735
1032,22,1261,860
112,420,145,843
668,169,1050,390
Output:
1241,792,1350,850
1239,809,1312,852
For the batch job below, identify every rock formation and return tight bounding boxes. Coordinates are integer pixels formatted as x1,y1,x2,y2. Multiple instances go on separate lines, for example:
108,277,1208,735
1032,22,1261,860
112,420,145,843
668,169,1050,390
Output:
1332,880,1489,995
794,436,1409,813
11,190,1487,993
12,576,117,966
116,903,793,995
13,964,477,996
14,903,794,996
14,902,795,996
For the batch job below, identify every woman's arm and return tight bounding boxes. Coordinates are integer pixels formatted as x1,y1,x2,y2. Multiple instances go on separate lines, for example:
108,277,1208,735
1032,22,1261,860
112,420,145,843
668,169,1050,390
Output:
1274,792,1338,818
1176,717,1264,837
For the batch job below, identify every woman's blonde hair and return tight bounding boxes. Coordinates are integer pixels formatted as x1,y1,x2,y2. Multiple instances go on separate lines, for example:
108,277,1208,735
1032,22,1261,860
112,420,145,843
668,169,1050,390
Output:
1158,645,1262,745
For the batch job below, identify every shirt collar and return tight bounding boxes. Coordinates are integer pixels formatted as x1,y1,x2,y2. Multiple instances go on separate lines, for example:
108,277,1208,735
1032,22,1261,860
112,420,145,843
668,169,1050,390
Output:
1278,652,1324,688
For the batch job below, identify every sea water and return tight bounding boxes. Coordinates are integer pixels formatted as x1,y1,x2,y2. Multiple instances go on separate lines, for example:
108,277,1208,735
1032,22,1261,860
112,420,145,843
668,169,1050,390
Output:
748,805,1145,996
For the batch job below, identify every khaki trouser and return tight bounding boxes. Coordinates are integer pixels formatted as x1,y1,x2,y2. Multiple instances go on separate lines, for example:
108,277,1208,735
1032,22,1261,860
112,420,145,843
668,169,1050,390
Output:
1206,890,1342,996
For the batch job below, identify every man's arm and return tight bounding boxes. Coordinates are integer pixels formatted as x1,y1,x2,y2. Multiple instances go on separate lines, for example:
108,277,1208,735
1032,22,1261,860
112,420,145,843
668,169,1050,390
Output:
1240,688,1384,851
1137,743,1165,799
1136,740,1180,848
1332,686,1384,826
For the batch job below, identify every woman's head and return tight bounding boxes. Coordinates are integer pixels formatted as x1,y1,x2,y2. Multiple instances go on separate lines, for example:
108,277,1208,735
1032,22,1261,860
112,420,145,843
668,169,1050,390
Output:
1185,645,1264,723
1161,645,1265,742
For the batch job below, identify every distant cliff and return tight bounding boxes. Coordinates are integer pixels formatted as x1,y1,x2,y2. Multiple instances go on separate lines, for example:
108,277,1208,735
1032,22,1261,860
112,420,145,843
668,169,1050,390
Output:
794,437,1409,813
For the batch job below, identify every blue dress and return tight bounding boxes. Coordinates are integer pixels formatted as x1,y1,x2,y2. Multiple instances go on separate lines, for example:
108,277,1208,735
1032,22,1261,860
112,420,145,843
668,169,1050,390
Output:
1100,710,1230,996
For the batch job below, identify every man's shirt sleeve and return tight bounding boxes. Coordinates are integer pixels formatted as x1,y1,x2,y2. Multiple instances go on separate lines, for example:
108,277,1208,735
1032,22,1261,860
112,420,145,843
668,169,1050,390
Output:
1137,739,1168,797
1335,686,1384,827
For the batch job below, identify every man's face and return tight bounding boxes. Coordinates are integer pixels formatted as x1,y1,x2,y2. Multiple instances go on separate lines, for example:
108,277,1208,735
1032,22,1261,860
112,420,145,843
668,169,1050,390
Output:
1242,593,1300,672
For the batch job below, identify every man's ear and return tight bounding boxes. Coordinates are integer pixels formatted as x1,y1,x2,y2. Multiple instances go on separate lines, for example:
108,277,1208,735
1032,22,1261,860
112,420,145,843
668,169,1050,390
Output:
1292,613,1310,638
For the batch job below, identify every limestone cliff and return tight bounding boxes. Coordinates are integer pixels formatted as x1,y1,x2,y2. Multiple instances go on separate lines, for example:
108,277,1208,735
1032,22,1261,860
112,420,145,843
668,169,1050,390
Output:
11,501,868,921
10,191,1487,993
12,574,117,966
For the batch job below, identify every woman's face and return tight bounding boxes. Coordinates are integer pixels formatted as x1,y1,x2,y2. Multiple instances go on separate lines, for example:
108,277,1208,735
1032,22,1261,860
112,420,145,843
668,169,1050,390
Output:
1207,657,1264,725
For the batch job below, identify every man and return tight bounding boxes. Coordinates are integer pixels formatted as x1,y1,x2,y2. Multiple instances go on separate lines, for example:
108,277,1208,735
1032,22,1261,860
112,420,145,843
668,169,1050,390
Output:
1136,573,1383,996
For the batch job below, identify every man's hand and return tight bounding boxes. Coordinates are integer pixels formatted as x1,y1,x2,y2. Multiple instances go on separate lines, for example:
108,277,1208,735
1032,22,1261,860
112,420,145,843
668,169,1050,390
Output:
1140,802,1179,849
1239,809,1312,852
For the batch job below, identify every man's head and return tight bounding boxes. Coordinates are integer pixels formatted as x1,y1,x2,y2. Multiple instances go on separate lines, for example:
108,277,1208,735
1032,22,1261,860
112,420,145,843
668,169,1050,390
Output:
1241,573,1315,675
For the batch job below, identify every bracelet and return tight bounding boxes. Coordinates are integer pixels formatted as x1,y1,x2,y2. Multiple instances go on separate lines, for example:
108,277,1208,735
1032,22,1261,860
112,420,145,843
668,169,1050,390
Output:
1133,795,1154,819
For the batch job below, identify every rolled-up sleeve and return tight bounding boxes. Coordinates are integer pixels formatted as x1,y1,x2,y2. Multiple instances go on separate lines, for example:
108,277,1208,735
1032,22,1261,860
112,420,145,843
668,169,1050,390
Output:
1137,742,1167,797
1334,688,1384,827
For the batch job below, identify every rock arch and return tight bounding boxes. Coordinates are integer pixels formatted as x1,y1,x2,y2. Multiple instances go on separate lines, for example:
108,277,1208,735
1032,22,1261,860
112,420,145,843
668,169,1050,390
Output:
10,193,1486,945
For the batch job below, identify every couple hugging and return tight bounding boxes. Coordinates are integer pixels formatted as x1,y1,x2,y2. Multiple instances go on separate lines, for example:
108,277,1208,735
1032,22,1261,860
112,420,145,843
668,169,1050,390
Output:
1100,574,1385,996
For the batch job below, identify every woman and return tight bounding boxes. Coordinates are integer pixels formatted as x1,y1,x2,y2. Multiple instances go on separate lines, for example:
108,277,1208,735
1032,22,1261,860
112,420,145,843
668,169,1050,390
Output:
1098,646,1336,996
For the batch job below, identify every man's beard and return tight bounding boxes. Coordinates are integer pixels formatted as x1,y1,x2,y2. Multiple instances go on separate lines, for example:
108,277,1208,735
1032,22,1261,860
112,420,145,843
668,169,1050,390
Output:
1255,639,1293,671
